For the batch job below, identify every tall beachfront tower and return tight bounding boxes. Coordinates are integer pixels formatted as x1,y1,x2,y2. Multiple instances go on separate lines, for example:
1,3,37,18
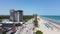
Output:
10,9,23,22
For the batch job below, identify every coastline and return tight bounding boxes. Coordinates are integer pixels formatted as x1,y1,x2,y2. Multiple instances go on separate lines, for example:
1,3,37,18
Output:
35,16,60,34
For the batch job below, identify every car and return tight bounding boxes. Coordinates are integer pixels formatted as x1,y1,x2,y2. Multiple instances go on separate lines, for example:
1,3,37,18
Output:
10,27,17,33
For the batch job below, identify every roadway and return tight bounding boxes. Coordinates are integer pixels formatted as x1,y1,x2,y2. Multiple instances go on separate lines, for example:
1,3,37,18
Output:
14,18,34,34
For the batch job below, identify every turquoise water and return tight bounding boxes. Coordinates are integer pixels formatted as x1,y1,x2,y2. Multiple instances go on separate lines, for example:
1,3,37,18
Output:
41,16,60,25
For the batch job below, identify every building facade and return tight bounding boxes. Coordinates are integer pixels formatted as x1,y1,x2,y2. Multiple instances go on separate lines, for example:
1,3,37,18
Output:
10,9,23,22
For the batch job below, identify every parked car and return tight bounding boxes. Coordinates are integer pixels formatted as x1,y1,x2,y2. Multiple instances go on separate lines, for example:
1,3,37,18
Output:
10,27,17,33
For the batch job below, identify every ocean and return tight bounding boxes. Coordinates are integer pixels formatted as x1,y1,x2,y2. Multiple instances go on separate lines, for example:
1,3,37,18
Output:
41,16,60,25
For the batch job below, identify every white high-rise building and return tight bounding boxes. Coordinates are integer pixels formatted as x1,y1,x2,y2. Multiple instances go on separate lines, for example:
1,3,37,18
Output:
10,9,23,22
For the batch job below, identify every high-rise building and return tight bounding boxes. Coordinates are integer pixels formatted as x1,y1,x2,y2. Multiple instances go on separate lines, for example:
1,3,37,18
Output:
10,9,23,22
10,9,15,22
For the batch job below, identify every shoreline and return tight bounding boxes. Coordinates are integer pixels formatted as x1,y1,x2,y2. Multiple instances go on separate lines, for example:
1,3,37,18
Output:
40,16,60,29
36,16,60,34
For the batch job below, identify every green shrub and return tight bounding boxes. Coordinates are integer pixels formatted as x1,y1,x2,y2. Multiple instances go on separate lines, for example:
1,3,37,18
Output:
36,30,43,34
33,27,35,30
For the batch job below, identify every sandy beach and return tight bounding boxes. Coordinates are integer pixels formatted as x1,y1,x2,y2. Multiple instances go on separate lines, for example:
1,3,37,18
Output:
35,16,60,34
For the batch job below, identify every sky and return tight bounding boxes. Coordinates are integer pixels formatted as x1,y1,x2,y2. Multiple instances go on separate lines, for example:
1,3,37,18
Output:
0,0,60,15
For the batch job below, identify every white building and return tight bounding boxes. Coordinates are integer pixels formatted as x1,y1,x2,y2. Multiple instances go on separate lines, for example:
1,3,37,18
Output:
10,9,23,22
